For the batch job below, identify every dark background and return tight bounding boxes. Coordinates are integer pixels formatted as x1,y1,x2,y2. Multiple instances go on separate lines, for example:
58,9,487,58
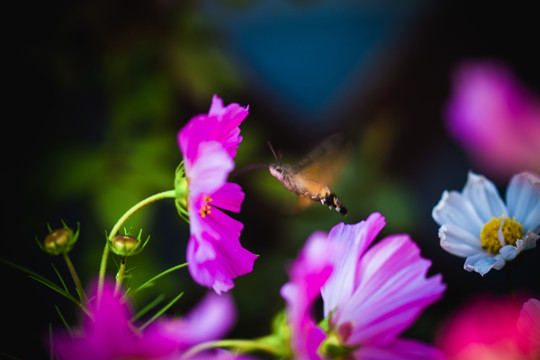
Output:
4,1,539,358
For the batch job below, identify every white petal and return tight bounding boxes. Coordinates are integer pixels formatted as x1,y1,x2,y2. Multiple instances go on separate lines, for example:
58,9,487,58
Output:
188,141,234,196
432,191,484,235
506,172,540,232
499,245,518,260
464,252,499,275
516,232,540,252
492,254,506,270
463,171,508,222
438,224,481,257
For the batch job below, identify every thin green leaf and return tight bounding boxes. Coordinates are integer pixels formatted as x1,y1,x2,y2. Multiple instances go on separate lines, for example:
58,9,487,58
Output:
131,293,165,321
139,291,184,331
2,258,52,282
0,259,73,302
51,263,70,295
55,305,72,336
74,287,84,303
131,263,187,294
28,275,80,305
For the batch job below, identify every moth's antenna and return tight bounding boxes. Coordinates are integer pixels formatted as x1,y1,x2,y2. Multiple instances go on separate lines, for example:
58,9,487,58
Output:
267,141,281,164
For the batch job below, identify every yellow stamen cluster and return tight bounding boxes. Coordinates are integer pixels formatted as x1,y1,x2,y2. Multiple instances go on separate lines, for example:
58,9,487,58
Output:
480,215,524,254
199,195,213,218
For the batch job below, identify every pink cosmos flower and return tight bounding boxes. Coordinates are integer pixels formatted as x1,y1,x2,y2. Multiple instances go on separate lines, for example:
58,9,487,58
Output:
445,61,540,178
436,295,540,360
53,279,238,360
177,95,257,294
281,213,447,360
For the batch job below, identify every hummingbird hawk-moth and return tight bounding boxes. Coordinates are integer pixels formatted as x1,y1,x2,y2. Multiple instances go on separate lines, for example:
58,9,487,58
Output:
268,134,349,216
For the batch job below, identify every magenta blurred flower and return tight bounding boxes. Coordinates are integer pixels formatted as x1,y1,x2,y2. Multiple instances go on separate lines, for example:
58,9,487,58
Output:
177,95,257,294
281,213,446,360
432,171,540,275
53,279,238,360
280,231,341,360
517,298,540,351
436,295,540,360
445,61,540,178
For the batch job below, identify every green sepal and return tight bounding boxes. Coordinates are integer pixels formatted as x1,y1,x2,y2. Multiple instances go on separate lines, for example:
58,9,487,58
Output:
174,161,189,223
319,329,359,359
318,316,330,332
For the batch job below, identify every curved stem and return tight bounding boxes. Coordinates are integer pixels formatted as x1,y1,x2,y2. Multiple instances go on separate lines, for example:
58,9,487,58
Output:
97,190,177,300
181,339,281,359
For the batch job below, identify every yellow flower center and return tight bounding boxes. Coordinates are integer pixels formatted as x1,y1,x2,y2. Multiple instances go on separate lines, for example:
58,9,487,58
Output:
480,216,523,254
199,195,213,218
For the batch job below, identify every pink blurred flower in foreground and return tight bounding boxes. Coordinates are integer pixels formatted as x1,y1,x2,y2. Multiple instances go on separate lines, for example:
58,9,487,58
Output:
281,213,446,360
177,95,257,294
280,230,340,360
445,61,540,178
436,296,540,360
53,279,238,360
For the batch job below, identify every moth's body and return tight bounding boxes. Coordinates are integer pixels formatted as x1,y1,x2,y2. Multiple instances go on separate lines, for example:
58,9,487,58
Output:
269,163,348,216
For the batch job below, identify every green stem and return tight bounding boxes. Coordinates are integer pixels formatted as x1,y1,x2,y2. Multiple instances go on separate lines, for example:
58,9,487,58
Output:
114,256,127,295
181,339,281,359
62,252,86,302
97,190,177,300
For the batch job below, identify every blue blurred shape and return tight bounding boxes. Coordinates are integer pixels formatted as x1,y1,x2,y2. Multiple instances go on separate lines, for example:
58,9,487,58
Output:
202,0,428,131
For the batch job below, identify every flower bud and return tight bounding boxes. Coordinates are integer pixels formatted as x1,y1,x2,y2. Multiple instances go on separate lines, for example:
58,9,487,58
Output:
111,235,138,255
40,222,79,255
109,230,149,257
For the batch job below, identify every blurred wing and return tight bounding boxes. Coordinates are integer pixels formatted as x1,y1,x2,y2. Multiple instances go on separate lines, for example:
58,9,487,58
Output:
297,133,351,188
295,133,351,212
294,196,314,213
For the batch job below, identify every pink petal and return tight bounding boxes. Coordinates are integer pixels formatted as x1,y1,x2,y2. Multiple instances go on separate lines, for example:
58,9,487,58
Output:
336,235,445,346
281,232,341,360
355,339,446,360
178,114,213,167
208,94,249,158
187,210,256,294
187,142,233,198
178,95,248,163
436,295,532,358
144,293,236,352
53,280,145,359
322,213,385,316
445,61,540,177
211,182,244,213
517,298,540,352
